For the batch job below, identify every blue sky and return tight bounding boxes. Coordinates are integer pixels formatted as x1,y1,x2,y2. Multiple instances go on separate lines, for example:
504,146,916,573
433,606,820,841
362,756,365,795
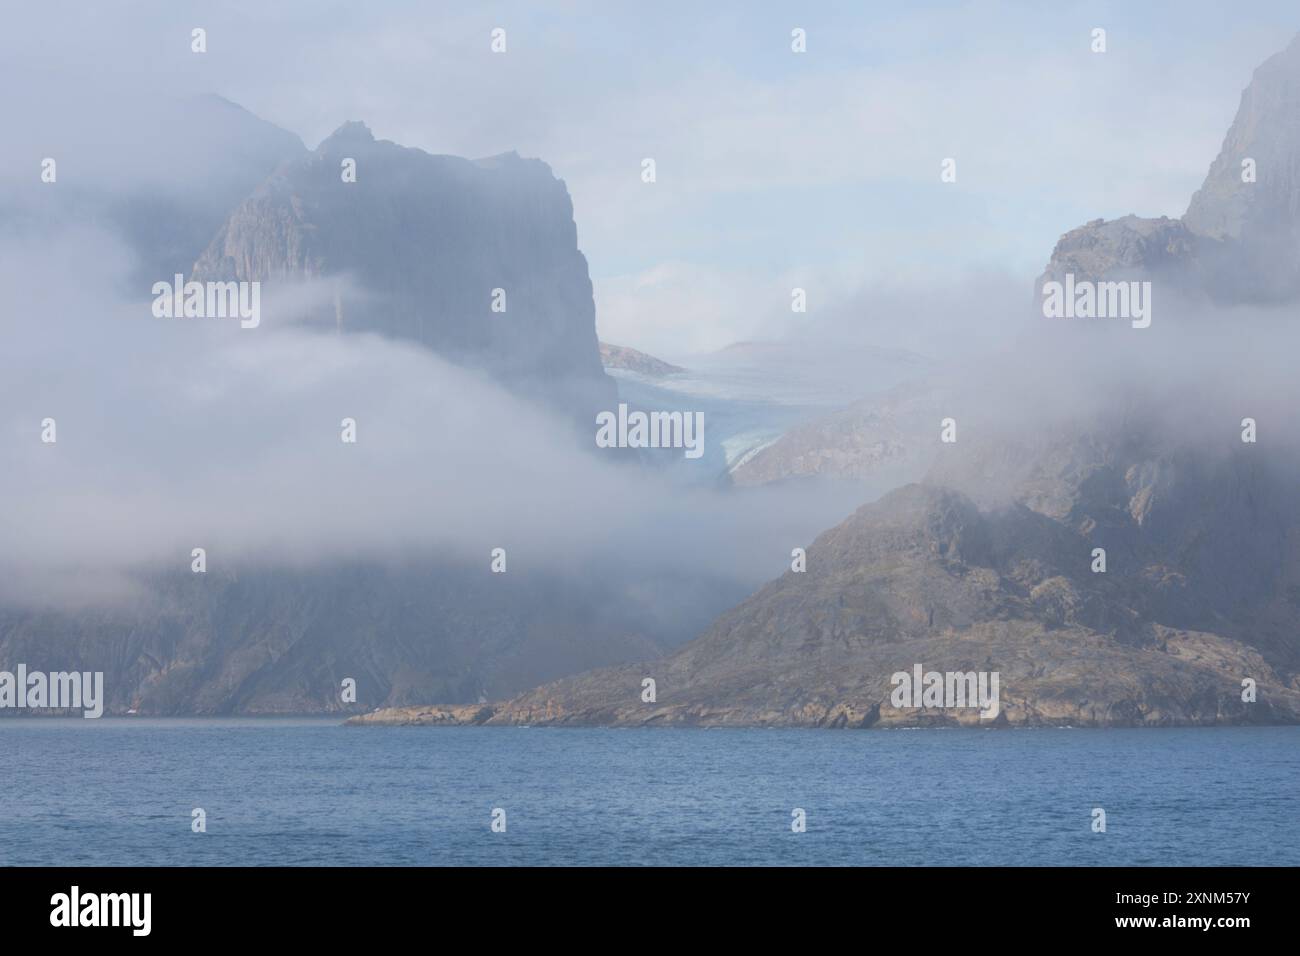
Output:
7,0,1299,353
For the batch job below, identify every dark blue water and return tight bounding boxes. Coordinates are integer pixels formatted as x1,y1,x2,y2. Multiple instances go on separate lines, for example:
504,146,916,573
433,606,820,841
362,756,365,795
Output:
1,721,1296,866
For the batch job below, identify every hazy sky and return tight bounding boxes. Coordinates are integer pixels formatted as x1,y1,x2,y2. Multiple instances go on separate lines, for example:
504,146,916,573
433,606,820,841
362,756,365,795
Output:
4,1,1300,612
5,1,1298,355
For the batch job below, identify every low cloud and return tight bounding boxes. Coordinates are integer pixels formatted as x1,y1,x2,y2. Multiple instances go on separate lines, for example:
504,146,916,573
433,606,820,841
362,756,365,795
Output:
0,226,869,611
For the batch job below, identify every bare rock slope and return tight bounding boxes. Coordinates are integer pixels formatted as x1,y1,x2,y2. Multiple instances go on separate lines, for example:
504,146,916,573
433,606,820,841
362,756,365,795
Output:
355,429,1300,727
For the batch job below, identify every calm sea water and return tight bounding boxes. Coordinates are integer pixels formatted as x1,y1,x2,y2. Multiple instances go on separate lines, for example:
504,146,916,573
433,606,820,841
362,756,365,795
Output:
1,721,1296,866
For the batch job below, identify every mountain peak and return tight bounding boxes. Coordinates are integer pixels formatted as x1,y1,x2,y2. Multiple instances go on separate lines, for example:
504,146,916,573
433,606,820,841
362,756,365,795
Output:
192,117,613,422
1184,33,1300,242
1039,34,1300,303
320,120,375,147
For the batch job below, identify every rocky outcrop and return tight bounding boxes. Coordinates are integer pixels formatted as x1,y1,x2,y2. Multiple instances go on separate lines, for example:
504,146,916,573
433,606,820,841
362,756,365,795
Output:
193,121,615,420
346,703,495,726
1038,34,1300,303
1036,215,1203,290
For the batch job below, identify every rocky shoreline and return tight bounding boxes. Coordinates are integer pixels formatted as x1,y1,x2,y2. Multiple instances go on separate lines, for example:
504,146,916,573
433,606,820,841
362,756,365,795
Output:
346,701,1300,729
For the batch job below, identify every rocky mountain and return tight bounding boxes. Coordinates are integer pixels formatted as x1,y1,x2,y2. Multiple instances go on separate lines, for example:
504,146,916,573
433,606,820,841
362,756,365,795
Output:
357,438,1300,727
737,35,1300,493
0,100,668,715
350,35,1300,729
193,120,614,421
1039,33,1300,302
599,342,684,377
1037,215,1203,292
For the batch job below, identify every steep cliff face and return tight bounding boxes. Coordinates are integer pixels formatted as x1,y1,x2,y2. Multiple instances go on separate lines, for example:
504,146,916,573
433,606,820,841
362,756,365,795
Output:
1185,33,1300,244
924,422,1300,674
193,121,614,420
112,95,308,284
1037,34,1300,302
